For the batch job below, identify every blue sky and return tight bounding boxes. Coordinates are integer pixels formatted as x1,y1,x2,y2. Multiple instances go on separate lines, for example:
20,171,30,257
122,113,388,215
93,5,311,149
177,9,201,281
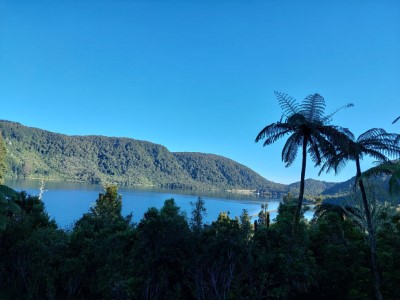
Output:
1,0,399,184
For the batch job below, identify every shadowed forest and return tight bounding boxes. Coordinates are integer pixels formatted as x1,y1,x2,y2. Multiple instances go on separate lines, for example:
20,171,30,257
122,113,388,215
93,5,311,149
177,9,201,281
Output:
0,185,399,299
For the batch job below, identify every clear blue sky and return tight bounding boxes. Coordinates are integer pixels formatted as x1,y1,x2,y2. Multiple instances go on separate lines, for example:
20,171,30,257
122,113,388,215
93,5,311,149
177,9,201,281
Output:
1,0,399,184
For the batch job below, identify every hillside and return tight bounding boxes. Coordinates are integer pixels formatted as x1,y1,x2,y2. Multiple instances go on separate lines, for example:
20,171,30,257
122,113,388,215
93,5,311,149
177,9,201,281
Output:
287,179,337,198
173,152,286,192
3,120,395,197
322,177,355,196
322,172,396,197
0,120,283,191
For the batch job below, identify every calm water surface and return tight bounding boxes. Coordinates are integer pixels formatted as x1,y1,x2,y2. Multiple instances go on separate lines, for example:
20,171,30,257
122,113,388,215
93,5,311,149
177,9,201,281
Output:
5,180,312,229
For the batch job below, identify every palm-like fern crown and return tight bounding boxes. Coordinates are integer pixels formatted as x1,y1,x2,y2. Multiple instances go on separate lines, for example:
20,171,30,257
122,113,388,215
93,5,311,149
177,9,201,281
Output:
276,91,353,125
319,128,400,175
299,93,326,123
256,91,353,167
356,128,400,161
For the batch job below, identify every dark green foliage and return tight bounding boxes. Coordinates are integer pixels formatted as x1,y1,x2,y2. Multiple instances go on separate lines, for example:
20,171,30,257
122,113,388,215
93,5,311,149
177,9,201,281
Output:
174,152,286,192
322,176,358,196
0,185,20,231
0,120,282,191
90,185,123,221
0,192,65,299
0,120,192,187
239,209,252,241
190,196,206,231
320,164,400,198
309,211,371,299
0,132,6,184
67,186,135,298
194,212,244,299
377,211,400,299
266,197,317,298
0,184,19,199
287,178,337,198
1,183,399,299
257,203,269,227
132,199,192,299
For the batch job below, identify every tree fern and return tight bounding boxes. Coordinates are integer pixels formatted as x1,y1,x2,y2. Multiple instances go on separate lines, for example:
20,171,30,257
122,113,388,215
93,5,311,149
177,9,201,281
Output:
275,91,300,117
256,91,352,235
300,93,326,122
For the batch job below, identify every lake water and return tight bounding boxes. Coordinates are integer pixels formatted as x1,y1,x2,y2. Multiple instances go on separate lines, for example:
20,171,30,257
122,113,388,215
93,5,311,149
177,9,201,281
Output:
5,180,313,229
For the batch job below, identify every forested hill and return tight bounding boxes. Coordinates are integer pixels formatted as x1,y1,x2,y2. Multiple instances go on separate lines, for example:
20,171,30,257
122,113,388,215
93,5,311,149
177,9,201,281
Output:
173,152,286,192
0,120,284,191
287,179,337,198
321,171,395,197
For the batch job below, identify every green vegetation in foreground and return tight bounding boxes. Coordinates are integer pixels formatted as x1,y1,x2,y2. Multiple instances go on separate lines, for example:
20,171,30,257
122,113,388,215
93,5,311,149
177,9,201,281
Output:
0,120,283,192
0,185,399,299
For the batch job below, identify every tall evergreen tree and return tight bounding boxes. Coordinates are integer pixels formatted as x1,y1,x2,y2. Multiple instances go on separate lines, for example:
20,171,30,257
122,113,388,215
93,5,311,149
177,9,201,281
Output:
69,185,135,298
190,196,206,231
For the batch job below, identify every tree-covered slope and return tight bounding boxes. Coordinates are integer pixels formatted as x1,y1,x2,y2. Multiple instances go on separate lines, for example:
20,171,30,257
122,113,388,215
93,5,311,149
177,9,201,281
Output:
321,171,397,198
321,178,355,196
0,120,197,187
173,152,286,192
287,179,337,197
0,120,282,191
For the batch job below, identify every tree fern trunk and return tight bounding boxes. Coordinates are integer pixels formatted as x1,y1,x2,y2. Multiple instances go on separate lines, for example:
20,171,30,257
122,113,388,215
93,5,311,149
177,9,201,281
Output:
356,158,383,300
292,136,307,234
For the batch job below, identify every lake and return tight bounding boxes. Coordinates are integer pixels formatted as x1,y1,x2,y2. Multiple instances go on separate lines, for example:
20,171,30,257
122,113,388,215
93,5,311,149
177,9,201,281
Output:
5,179,313,229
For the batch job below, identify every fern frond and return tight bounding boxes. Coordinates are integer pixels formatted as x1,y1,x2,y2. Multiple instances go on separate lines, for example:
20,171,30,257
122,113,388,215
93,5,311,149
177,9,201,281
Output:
255,123,292,146
300,93,326,122
281,132,302,166
362,148,389,162
357,128,387,143
275,91,299,117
